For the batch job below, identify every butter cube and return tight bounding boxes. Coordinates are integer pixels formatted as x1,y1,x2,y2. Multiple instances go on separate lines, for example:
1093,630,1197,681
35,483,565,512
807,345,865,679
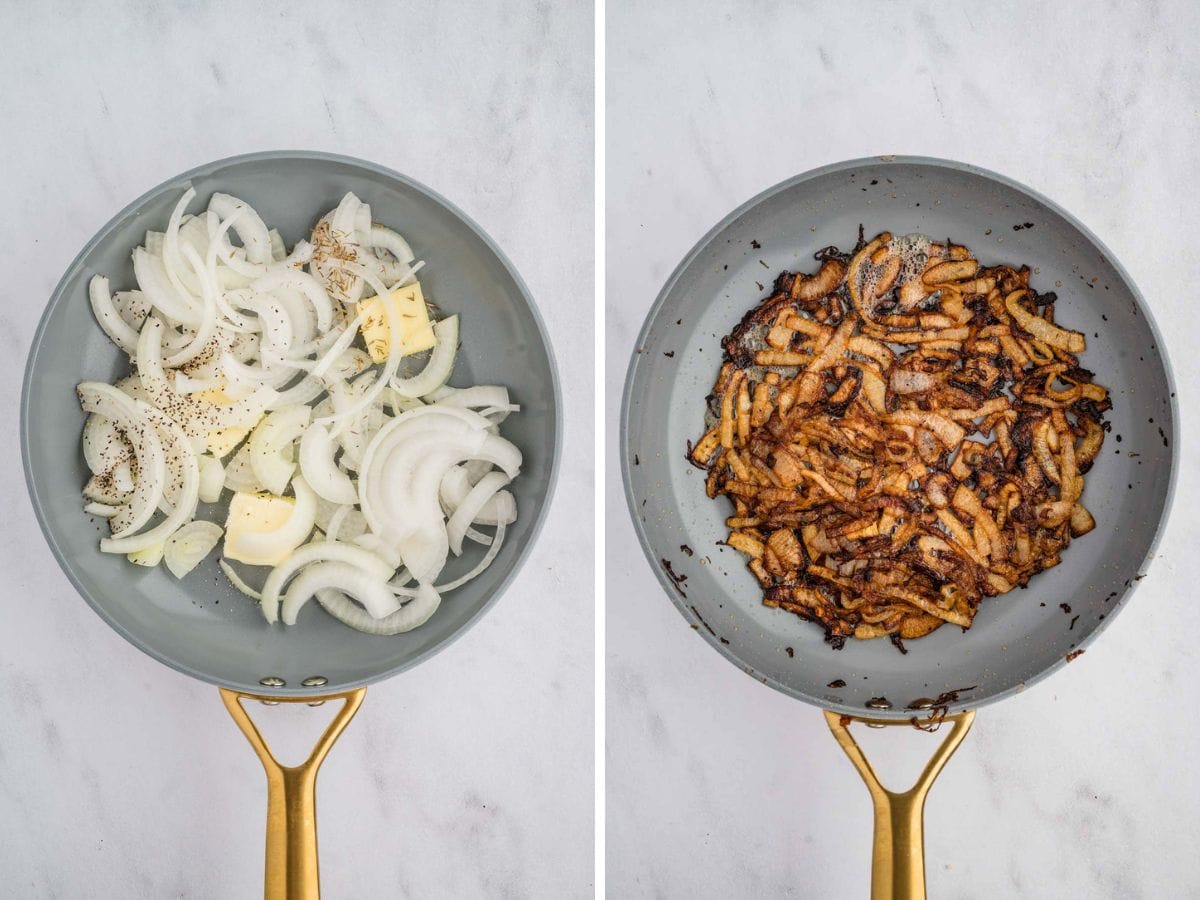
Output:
223,492,299,566
359,281,436,363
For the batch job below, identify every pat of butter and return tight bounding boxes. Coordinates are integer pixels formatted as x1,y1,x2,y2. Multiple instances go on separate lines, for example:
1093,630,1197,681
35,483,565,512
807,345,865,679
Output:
206,427,250,459
223,492,297,566
358,281,436,363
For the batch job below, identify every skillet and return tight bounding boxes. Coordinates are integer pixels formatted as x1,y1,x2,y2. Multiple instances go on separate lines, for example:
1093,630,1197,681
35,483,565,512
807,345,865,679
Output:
23,150,561,898
621,156,1177,898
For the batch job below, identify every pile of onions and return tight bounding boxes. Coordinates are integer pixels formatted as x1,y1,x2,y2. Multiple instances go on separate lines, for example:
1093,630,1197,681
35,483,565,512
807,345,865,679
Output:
78,188,521,635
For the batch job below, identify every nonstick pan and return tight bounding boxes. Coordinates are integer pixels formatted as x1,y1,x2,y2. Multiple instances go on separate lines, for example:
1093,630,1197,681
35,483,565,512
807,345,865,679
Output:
621,156,1176,898
22,151,561,899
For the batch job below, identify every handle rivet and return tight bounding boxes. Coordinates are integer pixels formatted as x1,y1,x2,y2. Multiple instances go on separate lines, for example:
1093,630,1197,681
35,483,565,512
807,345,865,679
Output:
302,676,329,687
307,700,326,707
259,676,286,688
866,697,893,710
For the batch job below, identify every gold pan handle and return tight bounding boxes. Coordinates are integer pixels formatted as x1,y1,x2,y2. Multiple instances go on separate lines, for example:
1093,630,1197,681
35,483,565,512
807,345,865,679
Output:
220,687,367,900
824,709,975,900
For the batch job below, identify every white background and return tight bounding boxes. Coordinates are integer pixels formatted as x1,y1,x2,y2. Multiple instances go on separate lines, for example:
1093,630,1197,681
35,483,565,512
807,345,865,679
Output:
607,1,1200,898
0,2,593,897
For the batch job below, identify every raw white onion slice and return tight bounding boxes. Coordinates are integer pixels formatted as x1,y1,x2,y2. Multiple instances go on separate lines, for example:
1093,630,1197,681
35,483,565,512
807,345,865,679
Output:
208,193,273,265
220,559,262,601
317,581,440,635
99,409,199,555
299,421,357,505
88,275,140,354
259,537,394,624
248,405,311,495
198,455,225,503
164,520,223,578
281,561,400,625
224,442,264,493
446,471,510,555
77,383,166,540
390,315,458,399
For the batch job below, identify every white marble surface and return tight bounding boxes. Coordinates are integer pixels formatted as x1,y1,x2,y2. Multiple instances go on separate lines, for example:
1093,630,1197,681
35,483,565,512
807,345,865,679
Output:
0,2,593,897
607,2,1200,897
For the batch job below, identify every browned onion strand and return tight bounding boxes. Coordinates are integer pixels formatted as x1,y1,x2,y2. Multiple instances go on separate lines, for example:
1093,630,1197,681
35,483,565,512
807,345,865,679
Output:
691,231,1110,650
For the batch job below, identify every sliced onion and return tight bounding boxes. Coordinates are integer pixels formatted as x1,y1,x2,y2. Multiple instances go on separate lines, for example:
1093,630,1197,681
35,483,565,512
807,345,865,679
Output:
84,475,129,505
77,383,166,540
208,193,273,265
88,275,140,354
82,413,129,475
127,542,165,567
436,521,506,592
99,406,199,555
317,581,440,635
281,561,399,625
138,318,277,434
446,471,510,555
248,405,311,495
220,559,262,601
299,421,357,505
133,247,200,326
198,454,225,503
113,290,151,331
163,244,219,367
163,188,202,298
368,223,415,264
432,385,509,409
259,538,393,624
164,520,223,578
252,270,333,333
391,315,458,399
268,228,287,262
224,442,264,493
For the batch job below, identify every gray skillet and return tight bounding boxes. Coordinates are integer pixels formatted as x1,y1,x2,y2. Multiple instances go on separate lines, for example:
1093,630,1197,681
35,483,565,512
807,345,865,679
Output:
620,155,1176,897
22,150,561,897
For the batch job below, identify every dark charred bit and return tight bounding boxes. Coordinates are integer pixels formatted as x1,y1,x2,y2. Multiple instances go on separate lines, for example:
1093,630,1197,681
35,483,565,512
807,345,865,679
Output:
853,223,866,253
1012,222,1036,231
680,544,694,557
827,633,847,651
772,270,796,295
662,559,688,598
1069,615,1079,631
827,678,847,689
1059,603,1072,614
751,239,762,249
813,244,850,264
663,350,675,358
684,440,705,470
909,712,948,732
719,636,730,645
785,646,795,658
689,604,715,635
634,454,640,466
1066,649,1086,662
889,633,909,655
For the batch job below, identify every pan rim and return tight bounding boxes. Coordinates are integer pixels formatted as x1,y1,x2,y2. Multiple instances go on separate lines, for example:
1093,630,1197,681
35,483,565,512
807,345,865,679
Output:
620,154,1180,718
22,149,563,696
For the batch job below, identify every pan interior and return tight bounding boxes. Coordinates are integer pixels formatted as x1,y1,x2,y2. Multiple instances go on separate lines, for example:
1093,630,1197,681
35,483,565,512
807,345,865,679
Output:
24,152,559,694
623,159,1175,717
